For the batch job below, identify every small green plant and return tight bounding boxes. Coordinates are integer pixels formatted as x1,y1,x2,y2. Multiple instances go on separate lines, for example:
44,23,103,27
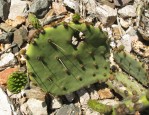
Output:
72,13,81,23
7,72,28,94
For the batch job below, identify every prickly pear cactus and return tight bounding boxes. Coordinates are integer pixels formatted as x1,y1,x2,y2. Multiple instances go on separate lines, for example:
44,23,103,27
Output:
87,99,112,114
113,49,149,86
107,72,147,98
26,22,111,95
7,72,28,94
88,91,149,115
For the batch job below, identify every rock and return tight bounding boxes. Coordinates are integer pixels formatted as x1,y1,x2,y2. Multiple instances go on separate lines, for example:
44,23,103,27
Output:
8,0,29,20
118,5,136,18
52,2,67,15
55,104,81,115
52,98,62,109
126,26,137,36
112,25,122,40
132,40,149,57
0,53,17,71
0,87,14,115
138,28,149,41
85,108,100,115
24,87,46,101
0,0,11,20
20,103,32,115
29,0,50,18
98,88,114,99
0,32,13,44
0,67,18,85
64,0,79,13
13,16,26,27
0,23,16,32
120,34,132,52
120,18,130,28
25,98,47,115
13,26,28,48
96,5,117,26
113,0,133,6
12,45,20,54
76,88,90,109
65,93,75,103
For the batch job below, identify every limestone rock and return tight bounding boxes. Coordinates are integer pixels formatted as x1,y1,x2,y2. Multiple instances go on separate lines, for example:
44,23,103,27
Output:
118,5,136,18
0,87,14,115
8,0,29,20
96,5,117,26
0,53,17,71
64,0,79,13
26,98,47,115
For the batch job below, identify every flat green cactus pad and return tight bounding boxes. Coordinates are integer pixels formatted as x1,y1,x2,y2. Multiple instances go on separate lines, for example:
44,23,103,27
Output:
26,22,110,95
113,50,149,86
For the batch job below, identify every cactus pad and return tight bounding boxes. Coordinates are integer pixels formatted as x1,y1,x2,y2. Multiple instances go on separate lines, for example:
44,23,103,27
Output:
113,50,149,86
7,72,28,94
26,22,111,95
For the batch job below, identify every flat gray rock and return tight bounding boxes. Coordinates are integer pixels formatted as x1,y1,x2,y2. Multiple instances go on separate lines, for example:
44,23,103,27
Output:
8,0,29,20
118,5,136,18
29,0,50,18
56,104,81,115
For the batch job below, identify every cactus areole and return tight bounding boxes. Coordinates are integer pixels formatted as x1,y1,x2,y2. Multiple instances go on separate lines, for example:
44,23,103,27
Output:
26,22,111,95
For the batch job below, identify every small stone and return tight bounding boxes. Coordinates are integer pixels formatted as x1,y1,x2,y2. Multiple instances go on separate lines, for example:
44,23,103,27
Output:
126,26,137,36
132,40,149,57
26,98,47,115
29,0,50,18
0,0,11,20
137,28,149,41
96,5,117,26
98,88,114,99
85,108,100,115
52,98,62,109
20,103,31,115
8,0,29,20
0,87,13,115
120,18,129,29
52,2,67,15
0,32,13,44
56,104,81,115
113,0,133,6
12,45,20,54
64,0,79,13
0,53,17,71
24,87,46,101
65,93,75,103
0,23,16,32
120,34,132,52
0,67,18,85
118,5,136,18
112,25,122,40
13,26,28,48
76,88,90,109
12,16,26,27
